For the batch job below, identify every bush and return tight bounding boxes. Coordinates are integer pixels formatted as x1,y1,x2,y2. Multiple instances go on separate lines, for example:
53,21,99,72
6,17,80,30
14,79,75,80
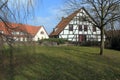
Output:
39,38,68,45
80,41,100,46
110,36,120,50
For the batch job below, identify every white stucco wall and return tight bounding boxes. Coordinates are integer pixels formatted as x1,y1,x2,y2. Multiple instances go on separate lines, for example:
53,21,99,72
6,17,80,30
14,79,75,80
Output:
33,27,49,41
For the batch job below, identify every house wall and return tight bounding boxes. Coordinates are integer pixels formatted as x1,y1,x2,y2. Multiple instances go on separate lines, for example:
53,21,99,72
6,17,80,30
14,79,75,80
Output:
12,27,49,42
33,27,49,41
59,9,105,42
59,24,102,42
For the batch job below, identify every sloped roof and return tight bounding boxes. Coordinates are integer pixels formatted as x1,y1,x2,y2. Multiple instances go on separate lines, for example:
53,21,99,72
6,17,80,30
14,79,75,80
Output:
0,22,41,37
49,7,95,36
22,24,41,36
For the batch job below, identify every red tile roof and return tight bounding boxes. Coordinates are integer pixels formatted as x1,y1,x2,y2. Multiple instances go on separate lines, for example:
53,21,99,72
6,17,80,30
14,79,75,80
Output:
49,7,95,37
0,22,41,37
49,9,80,36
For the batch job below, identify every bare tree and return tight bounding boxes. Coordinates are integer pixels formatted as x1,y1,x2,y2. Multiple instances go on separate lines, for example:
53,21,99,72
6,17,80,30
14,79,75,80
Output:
63,0,120,55
0,0,37,43
0,0,39,80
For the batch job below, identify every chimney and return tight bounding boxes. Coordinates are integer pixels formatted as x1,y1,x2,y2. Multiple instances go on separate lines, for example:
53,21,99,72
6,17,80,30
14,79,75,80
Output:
53,28,55,32
62,17,64,20
53,28,58,32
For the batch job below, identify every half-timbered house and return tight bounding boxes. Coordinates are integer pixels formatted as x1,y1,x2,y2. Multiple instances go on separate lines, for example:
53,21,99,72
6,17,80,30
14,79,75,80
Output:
50,7,105,43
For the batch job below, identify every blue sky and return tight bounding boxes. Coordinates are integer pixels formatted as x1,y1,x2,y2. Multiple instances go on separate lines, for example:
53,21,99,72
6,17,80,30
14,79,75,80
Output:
28,0,65,34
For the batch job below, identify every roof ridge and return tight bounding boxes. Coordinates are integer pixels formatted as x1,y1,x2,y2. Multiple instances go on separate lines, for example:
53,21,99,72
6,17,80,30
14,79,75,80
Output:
49,7,96,36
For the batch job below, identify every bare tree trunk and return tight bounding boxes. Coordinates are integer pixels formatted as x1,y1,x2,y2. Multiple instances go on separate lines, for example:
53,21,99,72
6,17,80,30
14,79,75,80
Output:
8,44,15,80
100,27,104,55
0,36,4,68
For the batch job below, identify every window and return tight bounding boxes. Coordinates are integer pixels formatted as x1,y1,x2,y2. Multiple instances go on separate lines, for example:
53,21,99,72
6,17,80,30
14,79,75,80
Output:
84,25,88,31
0,30,3,34
12,32,15,35
69,24,73,31
40,31,44,34
79,35,86,42
93,26,96,32
12,31,19,35
78,25,82,31
19,32,24,35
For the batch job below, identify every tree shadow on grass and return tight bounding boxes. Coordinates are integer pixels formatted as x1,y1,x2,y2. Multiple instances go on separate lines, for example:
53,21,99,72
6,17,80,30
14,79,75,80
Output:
13,53,120,80
1,47,120,80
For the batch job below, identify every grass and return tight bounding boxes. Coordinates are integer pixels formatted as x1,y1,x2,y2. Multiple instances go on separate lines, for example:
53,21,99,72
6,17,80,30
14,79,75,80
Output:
0,45,120,80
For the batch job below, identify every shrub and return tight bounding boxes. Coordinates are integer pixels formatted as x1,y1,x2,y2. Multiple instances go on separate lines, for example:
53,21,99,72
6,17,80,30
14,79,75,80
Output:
39,38,68,45
110,36,120,50
80,41,100,46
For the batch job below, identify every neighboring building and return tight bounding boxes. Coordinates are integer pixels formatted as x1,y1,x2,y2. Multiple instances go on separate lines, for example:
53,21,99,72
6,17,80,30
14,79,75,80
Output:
106,30,120,41
0,22,49,41
50,7,104,43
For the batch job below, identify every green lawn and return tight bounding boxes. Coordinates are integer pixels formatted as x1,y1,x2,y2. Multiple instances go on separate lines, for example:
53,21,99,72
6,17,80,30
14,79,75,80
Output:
0,46,120,80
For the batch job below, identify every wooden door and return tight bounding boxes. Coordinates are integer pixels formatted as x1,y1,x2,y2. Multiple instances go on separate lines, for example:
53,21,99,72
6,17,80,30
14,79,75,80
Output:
79,35,86,42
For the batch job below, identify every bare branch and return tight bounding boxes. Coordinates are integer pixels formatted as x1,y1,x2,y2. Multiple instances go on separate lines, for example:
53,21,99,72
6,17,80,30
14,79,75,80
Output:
0,0,8,10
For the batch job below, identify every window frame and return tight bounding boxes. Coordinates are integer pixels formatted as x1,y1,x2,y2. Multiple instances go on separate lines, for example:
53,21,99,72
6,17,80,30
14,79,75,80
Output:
40,31,44,34
78,25,82,31
93,26,96,32
84,25,88,31
69,24,73,31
